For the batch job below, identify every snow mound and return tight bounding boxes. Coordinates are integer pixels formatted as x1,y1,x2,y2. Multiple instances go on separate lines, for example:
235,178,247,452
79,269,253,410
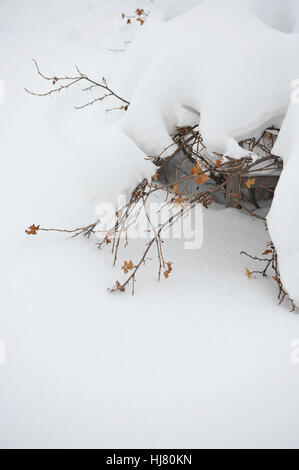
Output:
99,0,299,200
268,102,299,304
121,0,299,155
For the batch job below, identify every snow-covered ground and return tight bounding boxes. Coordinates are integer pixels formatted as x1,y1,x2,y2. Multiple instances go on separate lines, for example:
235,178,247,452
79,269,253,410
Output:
1,0,299,449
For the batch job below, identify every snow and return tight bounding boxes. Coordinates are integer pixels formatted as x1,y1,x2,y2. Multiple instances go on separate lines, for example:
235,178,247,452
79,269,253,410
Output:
268,102,299,304
92,0,299,202
1,0,299,449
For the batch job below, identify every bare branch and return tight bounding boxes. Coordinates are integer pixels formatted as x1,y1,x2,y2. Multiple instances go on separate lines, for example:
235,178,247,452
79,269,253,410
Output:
25,59,130,110
26,124,293,308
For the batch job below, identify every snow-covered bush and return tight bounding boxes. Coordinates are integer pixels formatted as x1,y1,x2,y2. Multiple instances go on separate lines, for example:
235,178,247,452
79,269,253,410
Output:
26,0,299,308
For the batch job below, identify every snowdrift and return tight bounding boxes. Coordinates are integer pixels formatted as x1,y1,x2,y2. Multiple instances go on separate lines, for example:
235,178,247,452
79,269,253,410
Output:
268,102,299,303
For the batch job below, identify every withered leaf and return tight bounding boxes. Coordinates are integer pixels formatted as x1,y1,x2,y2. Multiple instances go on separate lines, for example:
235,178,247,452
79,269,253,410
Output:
192,164,210,185
245,178,256,189
173,196,185,208
194,173,210,185
122,260,134,274
116,281,125,292
246,268,252,279
192,164,202,176
164,262,173,279
25,224,39,235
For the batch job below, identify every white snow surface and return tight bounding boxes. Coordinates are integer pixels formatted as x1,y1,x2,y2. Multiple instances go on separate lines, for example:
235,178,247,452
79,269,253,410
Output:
1,0,299,449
